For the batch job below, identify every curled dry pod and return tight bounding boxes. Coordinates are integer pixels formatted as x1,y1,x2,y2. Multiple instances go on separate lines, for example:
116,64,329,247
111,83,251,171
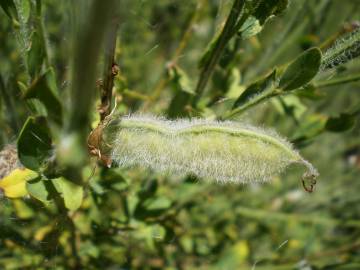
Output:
97,115,319,184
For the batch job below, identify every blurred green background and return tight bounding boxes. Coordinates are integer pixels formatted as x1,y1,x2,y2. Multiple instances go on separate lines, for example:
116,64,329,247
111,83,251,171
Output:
0,0,360,269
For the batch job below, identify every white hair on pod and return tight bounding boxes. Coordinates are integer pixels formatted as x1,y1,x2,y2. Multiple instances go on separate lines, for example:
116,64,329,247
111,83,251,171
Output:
108,115,318,183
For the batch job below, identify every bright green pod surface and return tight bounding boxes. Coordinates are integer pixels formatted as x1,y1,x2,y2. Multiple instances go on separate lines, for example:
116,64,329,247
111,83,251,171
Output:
105,115,318,183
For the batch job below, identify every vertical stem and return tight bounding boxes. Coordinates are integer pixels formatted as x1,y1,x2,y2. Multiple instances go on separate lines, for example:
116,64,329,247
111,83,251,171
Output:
60,0,118,182
44,181,82,269
35,0,50,68
99,15,119,120
192,0,246,105
13,0,31,84
68,0,117,134
245,0,307,81
171,0,205,62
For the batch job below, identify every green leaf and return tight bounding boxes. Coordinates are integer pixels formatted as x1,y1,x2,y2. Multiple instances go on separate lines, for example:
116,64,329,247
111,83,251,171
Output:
239,16,262,39
0,0,18,20
237,0,288,40
27,32,44,78
325,113,357,133
26,178,51,203
23,70,63,125
17,117,52,171
53,177,84,211
232,70,276,109
252,0,288,25
279,48,322,91
143,196,172,211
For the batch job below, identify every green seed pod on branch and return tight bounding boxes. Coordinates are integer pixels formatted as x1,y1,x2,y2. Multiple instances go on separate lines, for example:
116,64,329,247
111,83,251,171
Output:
89,115,318,184
321,28,360,70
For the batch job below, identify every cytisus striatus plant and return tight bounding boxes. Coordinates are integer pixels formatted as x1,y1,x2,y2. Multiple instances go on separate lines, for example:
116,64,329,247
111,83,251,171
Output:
1,0,360,269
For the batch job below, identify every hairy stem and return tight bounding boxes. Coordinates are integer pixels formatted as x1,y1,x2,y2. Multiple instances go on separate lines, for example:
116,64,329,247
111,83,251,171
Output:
321,28,360,70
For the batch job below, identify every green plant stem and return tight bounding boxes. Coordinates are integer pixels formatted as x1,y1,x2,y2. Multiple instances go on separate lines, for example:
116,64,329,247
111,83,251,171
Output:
35,0,50,69
246,0,307,81
99,14,119,120
60,0,118,183
319,24,352,51
321,28,360,70
13,0,31,84
223,87,280,119
123,89,150,101
44,181,82,269
315,73,360,88
192,0,247,105
68,0,117,134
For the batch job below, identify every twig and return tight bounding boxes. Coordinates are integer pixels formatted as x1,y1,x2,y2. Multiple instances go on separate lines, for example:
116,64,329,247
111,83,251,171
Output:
35,0,50,68
223,86,280,120
99,15,120,120
192,0,247,105
68,0,117,134
44,181,82,269
315,73,360,88
123,89,150,101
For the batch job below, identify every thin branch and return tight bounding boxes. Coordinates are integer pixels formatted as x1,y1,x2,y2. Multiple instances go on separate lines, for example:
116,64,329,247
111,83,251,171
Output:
192,0,247,105
315,73,360,88
35,0,50,68
99,15,120,120
44,181,82,269
223,89,279,120
123,89,150,101
68,0,117,133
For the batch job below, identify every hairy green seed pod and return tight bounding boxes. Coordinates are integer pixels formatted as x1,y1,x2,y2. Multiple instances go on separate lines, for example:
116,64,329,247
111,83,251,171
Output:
321,28,360,70
102,115,318,184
